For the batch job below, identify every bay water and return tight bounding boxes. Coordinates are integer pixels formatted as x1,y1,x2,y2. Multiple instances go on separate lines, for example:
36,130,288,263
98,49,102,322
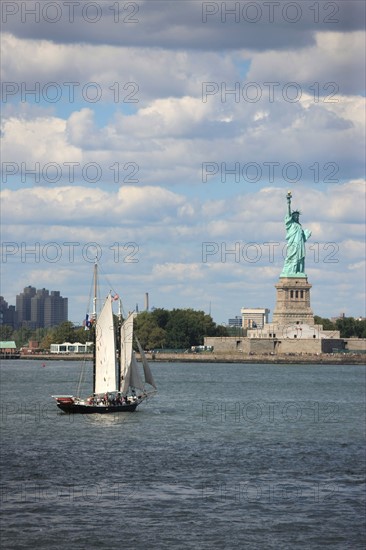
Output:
0,360,365,549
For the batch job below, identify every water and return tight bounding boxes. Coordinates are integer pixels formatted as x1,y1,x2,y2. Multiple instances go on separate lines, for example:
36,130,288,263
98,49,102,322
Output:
1,360,365,549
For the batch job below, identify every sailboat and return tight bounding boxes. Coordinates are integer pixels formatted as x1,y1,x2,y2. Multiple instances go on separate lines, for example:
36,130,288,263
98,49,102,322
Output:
52,264,157,414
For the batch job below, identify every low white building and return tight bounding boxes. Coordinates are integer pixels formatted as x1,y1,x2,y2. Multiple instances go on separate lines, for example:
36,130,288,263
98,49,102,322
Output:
50,342,93,354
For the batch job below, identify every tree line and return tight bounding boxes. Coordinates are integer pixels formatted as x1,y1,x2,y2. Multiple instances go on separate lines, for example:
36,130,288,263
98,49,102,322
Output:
1,312,365,350
0,308,228,350
0,322,90,350
314,316,366,338
134,308,228,350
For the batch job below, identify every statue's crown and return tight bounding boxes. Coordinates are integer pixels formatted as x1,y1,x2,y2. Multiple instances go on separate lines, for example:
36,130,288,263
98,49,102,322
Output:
292,209,300,215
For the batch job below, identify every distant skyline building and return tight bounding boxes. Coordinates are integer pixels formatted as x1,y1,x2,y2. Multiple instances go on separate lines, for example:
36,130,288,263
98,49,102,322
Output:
31,288,47,327
0,296,16,328
16,286,68,328
228,315,242,327
44,291,68,328
16,286,36,328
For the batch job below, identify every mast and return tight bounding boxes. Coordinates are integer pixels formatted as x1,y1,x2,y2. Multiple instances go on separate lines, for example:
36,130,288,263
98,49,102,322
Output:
92,262,98,394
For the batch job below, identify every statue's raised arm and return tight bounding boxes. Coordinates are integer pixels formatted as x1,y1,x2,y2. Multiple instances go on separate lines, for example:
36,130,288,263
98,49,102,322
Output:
286,191,292,218
280,191,311,278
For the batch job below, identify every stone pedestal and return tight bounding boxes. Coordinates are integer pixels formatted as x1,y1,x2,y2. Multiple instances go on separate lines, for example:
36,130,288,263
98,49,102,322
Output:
272,277,314,326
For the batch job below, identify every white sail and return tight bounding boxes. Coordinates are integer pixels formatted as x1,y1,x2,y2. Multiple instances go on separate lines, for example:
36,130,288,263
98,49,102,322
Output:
129,351,145,391
94,295,117,394
135,336,157,389
120,312,134,394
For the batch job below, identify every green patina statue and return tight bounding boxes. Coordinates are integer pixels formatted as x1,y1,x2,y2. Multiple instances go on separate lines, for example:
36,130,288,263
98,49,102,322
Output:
280,191,312,278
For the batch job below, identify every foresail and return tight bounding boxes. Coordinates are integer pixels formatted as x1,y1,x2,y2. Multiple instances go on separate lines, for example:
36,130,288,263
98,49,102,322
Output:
120,312,134,394
129,352,145,391
135,336,157,389
95,295,117,394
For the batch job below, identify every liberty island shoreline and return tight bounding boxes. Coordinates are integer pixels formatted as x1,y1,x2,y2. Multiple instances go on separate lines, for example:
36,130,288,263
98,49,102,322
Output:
9,353,365,365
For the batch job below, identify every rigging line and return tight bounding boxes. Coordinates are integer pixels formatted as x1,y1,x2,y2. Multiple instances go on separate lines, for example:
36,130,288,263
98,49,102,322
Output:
96,263,133,320
120,301,131,321
76,356,89,396
97,263,120,299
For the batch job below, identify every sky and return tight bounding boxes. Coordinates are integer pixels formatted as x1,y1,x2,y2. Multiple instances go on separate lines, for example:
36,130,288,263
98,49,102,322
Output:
1,0,365,326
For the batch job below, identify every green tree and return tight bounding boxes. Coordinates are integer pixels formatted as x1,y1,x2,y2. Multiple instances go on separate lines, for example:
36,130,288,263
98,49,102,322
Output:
134,312,167,350
314,316,336,331
151,308,170,329
52,321,77,343
165,309,221,348
216,324,229,336
355,319,366,338
148,327,167,349
0,325,14,340
336,317,366,338
13,326,33,348
134,308,227,350
73,326,91,344
335,317,354,338
39,332,56,350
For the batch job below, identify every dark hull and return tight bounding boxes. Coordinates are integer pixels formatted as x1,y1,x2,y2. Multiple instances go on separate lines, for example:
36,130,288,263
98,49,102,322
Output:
56,402,139,414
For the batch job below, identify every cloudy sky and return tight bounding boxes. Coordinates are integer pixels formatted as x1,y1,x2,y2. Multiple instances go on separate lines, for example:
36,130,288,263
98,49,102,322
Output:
1,0,365,325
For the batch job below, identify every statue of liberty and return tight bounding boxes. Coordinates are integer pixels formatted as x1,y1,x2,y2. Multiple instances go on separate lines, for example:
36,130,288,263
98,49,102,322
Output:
281,191,312,278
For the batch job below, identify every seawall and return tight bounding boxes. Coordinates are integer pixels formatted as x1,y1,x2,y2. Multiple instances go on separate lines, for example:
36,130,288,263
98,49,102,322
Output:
11,352,365,365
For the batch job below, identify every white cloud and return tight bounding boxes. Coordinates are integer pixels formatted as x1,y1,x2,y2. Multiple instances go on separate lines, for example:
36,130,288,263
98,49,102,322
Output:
152,262,205,282
1,185,187,226
1,13,365,323
1,33,237,103
246,31,365,95
1,115,81,165
3,95,363,189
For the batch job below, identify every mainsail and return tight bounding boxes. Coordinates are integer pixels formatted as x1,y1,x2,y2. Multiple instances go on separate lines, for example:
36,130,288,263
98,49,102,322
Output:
94,295,117,394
